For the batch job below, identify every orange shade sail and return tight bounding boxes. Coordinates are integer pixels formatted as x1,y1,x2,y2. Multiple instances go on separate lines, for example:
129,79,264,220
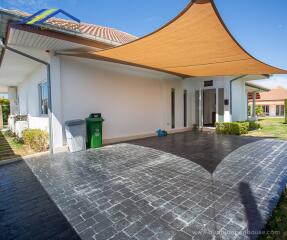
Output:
72,0,287,77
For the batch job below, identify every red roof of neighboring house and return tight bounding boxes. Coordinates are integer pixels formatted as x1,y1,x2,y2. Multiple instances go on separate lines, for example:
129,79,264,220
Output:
2,9,138,45
248,93,261,100
257,87,287,101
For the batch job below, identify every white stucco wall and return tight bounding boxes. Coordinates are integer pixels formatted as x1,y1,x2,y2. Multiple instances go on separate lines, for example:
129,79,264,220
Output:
17,65,49,131
18,65,44,115
60,57,186,141
232,79,248,121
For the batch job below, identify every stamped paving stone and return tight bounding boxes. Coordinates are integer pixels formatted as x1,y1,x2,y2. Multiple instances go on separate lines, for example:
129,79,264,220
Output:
124,221,146,237
0,161,80,240
134,228,154,240
161,211,177,223
1,132,286,240
169,218,187,230
114,219,130,231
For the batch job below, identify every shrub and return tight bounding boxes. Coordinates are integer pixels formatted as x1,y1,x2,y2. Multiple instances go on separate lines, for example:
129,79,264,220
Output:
22,129,48,152
285,99,287,124
256,106,263,116
215,122,227,134
216,122,249,135
248,121,262,130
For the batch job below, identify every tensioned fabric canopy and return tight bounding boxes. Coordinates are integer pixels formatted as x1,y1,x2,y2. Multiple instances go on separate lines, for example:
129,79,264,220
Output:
71,0,287,77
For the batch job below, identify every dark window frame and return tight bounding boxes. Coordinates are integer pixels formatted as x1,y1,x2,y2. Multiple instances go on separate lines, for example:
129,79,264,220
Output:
171,88,175,129
204,80,213,87
183,89,187,127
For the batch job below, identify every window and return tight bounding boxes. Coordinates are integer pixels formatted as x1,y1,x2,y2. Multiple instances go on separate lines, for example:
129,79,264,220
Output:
183,90,187,127
204,80,213,87
276,105,284,116
171,88,175,129
39,82,48,115
262,105,269,116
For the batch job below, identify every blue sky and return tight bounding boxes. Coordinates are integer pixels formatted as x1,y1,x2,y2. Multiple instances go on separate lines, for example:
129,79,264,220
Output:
1,0,286,88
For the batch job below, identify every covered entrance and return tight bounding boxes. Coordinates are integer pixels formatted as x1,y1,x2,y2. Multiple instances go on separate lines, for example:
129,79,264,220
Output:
195,88,225,127
203,89,216,126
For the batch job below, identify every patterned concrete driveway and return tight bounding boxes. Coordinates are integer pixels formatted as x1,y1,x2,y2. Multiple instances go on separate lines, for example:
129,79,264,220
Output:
1,132,287,240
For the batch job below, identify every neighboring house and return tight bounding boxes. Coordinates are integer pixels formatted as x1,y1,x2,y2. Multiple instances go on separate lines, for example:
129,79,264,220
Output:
0,1,286,152
248,87,287,117
0,85,8,99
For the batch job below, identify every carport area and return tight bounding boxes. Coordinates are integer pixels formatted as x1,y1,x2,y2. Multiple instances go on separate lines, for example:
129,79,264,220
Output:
1,132,287,240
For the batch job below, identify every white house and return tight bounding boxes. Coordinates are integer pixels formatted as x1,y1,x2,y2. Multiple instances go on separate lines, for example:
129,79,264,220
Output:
0,1,286,153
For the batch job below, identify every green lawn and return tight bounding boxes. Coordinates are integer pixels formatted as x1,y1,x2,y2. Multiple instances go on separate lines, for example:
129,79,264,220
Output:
244,118,287,140
246,118,287,239
260,188,287,240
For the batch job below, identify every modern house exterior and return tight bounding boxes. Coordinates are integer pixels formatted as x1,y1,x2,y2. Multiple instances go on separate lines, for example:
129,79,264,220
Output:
248,87,287,117
0,0,286,153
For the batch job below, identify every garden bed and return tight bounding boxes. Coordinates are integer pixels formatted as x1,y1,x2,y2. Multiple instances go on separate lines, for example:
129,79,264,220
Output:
0,131,34,161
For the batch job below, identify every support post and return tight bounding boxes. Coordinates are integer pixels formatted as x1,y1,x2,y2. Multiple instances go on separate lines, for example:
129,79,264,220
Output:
199,89,203,128
215,88,219,122
252,92,256,118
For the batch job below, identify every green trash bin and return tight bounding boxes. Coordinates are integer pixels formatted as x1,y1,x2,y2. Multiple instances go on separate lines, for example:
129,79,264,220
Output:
86,113,104,148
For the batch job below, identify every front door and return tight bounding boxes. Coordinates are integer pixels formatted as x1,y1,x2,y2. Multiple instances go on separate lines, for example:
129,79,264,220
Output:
203,89,216,126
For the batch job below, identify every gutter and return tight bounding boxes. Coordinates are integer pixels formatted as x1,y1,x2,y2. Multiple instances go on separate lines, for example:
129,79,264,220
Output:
0,40,53,153
229,75,246,115
245,82,270,92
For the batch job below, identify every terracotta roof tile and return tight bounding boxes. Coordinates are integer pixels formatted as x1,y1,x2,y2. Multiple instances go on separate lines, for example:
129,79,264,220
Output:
2,9,137,45
258,87,287,101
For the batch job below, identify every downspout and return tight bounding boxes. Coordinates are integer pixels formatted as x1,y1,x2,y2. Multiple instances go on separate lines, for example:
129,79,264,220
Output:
229,75,246,117
1,43,53,153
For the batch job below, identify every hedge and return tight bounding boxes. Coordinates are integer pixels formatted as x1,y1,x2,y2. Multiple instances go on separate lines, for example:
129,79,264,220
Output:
22,129,48,152
216,122,249,135
248,121,262,130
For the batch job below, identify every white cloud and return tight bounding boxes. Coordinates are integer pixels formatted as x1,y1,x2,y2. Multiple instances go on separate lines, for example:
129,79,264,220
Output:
251,74,287,89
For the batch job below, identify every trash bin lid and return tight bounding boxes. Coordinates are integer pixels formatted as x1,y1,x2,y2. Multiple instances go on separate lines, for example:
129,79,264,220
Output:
89,113,101,118
86,117,104,122
65,119,85,126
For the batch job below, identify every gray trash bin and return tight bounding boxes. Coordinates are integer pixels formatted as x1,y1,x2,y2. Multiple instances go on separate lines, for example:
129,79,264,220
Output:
65,119,86,152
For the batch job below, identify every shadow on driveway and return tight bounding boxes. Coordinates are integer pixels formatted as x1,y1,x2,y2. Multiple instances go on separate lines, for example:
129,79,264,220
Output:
128,131,260,173
0,160,80,240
